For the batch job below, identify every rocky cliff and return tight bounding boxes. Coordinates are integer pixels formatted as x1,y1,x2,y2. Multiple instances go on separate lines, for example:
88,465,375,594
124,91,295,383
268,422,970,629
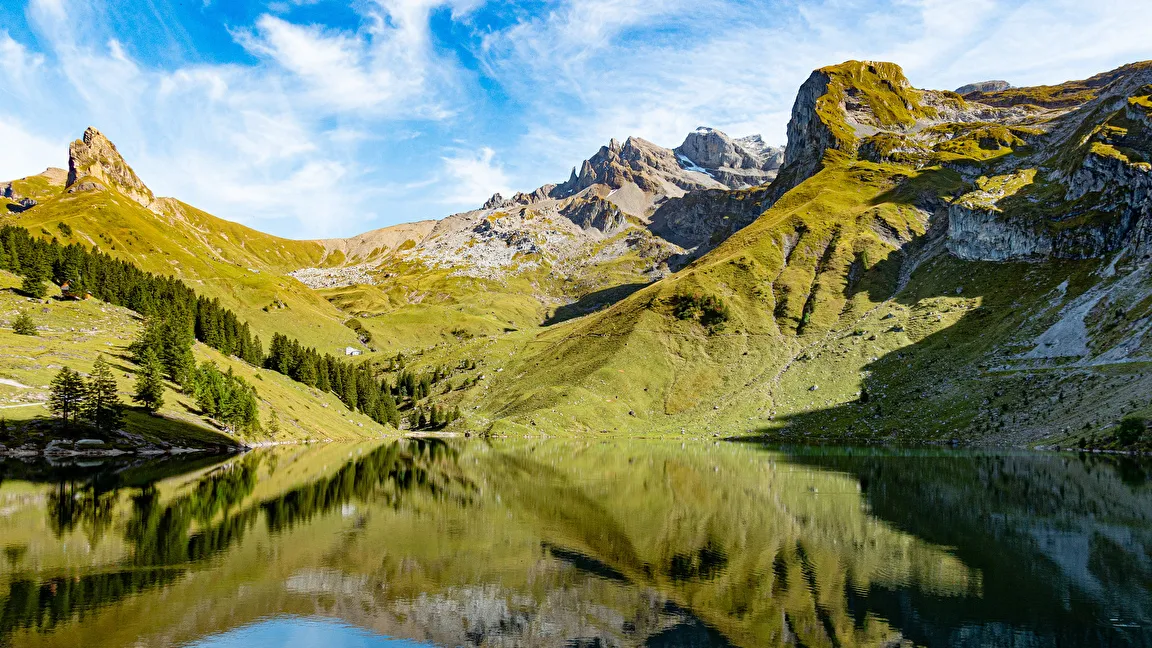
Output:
673,127,783,188
66,127,155,207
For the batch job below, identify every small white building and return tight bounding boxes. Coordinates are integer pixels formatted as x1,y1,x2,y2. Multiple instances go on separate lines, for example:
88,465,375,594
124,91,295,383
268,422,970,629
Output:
345,347,362,356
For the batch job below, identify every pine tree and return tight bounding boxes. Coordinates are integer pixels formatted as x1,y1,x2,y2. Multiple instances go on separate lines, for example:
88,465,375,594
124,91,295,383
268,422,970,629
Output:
48,366,86,426
20,273,46,299
82,356,124,432
133,352,166,413
12,311,36,336
267,409,281,437
381,393,400,428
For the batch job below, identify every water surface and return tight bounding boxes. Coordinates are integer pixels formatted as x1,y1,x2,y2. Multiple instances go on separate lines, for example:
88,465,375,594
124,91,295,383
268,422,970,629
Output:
1,440,1150,647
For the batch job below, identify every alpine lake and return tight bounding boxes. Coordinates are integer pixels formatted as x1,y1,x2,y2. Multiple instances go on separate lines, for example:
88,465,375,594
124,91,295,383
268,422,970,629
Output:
1,438,1150,647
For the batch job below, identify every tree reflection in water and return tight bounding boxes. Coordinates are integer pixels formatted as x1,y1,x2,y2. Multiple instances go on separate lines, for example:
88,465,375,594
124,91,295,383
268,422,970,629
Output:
1,441,1150,647
1,439,463,642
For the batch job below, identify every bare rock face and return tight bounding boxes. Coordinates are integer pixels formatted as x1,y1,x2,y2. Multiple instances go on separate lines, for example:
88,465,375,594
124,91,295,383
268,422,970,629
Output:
673,127,783,189
560,196,626,233
67,127,154,206
955,80,1013,95
550,136,724,200
675,127,782,171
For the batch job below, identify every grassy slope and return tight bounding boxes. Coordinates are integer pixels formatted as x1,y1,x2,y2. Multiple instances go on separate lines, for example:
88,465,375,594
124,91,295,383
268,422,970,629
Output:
0,271,392,447
3,181,365,355
463,61,1152,444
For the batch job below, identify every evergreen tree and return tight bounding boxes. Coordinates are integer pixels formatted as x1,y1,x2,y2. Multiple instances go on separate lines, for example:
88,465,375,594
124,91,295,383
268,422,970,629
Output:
191,362,261,434
48,366,86,426
317,359,332,392
267,409,281,437
12,311,36,336
341,368,358,410
20,272,46,299
381,393,400,428
82,356,124,432
133,352,166,413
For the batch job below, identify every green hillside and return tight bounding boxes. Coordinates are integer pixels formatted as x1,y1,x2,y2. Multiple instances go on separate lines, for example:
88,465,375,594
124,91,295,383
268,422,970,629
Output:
3,168,364,355
0,271,393,448
4,60,1152,449
467,60,1152,447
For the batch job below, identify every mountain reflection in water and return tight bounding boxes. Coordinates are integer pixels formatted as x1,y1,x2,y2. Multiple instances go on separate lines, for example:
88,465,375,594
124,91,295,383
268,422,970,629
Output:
0,440,1149,647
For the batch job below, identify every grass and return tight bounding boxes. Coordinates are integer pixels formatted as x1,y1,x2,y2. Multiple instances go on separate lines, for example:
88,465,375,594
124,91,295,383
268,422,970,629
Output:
2,181,364,356
0,271,394,448
7,58,1152,447
960,62,1152,108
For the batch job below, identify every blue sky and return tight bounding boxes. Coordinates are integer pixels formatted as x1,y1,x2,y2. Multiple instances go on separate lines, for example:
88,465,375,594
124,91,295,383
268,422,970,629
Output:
1,0,1149,239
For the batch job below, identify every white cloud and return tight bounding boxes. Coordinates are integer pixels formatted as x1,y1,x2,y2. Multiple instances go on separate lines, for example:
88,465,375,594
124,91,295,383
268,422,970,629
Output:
4,0,1152,238
439,147,512,206
482,0,1152,196
0,32,44,86
0,118,65,180
0,0,484,237
237,15,427,114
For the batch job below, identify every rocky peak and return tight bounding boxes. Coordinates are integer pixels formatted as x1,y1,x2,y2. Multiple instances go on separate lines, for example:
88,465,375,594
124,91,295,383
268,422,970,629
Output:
734,134,785,168
673,127,784,188
676,127,774,170
955,80,1012,95
67,127,154,207
551,134,716,200
778,60,944,197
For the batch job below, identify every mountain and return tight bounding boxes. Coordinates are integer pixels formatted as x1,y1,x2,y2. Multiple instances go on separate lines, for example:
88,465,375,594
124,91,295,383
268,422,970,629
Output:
4,60,1152,451
287,127,786,349
955,80,1013,95
2,128,372,351
473,59,1152,448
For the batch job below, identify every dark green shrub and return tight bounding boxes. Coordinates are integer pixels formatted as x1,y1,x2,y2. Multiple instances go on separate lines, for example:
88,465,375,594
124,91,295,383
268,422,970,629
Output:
672,291,731,332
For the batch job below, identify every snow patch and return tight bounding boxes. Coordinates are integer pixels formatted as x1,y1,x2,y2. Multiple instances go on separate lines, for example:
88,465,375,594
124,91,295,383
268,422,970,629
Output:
676,153,714,178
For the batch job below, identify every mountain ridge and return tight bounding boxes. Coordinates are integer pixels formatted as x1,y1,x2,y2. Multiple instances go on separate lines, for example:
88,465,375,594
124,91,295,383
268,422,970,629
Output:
4,59,1152,451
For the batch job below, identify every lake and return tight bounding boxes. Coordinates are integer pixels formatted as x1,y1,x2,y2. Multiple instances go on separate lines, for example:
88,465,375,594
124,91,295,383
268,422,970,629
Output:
1,439,1150,647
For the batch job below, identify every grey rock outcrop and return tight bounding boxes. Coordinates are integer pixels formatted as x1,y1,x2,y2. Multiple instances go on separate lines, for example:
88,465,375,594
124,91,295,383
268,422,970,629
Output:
956,80,1013,95
673,127,783,189
780,70,840,193
560,197,627,234
67,127,154,207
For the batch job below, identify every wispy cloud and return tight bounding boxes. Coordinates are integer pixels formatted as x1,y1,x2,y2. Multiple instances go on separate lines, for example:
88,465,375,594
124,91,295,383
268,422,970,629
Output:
482,0,1152,194
439,146,512,205
1,0,1150,238
0,116,64,180
0,0,481,237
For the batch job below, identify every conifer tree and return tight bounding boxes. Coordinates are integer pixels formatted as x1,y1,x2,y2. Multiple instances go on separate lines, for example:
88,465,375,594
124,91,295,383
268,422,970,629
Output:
133,352,166,413
381,393,400,428
48,366,86,426
82,356,124,432
12,311,36,336
20,272,46,299
267,409,281,437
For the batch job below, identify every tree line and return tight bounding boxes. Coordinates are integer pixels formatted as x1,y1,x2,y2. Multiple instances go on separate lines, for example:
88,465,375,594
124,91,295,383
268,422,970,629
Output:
2,225,462,432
